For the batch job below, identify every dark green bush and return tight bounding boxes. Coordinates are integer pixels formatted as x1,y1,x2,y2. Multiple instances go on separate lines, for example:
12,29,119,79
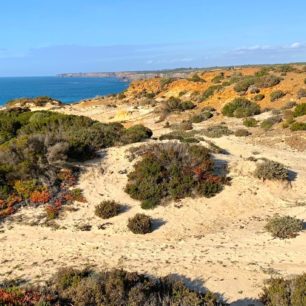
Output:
297,88,306,99
255,75,282,88
260,116,282,130
270,90,285,102
201,85,222,100
261,274,306,306
95,200,122,219
120,125,153,144
254,160,289,181
159,131,199,143
0,109,152,207
234,76,255,93
160,77,176,89
290,122,306,131
265,215,303,239
125,143,227,207
211,73,224,84
203,125,233,138
189,73,205,82
127,213,152,234
222,98,260,118
234,129,251,137
293,103,306,117
253,94,265,101
190,111,213,123
281,101,297,110
163,97,195,113
243,117,257,127
11,267,223,305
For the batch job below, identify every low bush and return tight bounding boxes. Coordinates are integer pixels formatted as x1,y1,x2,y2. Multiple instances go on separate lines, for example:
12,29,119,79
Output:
264,215,303,239
243,117,257,127
201,85,222,100
290,122,306,131
120,125,153,144
253,93,265,101
261,274,306,306
211,73,224,84
293,103,306,117
270,90,285,102
178,120,193,131
95,200,122,219
254,159,289,181
127,213,152,234
260,116,282,130
234,77,255,93
190,111,213,123
222,98,260,118
281,101,297,109
255,75,282,88
234,129,251,137
160,77,176,89
0,267,225,305
203,125,233,138
159,131,199,143
297,88,306,99
163,97,196,113
125,143,227,208
0,109,152,219
189,73,205,82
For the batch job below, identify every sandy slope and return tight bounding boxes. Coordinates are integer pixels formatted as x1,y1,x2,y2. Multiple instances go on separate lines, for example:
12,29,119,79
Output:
0,104,306,305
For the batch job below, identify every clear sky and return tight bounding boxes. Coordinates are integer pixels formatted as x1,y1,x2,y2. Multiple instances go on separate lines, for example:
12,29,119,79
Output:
1,0,306,76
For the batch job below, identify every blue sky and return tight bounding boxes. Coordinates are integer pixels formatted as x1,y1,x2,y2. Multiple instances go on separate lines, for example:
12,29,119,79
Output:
1,0,306,76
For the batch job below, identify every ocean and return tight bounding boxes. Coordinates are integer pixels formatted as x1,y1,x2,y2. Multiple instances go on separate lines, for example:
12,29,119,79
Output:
0,76,130,105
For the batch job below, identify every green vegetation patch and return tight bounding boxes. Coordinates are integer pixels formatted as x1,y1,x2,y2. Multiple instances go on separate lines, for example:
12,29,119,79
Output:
222,98,260,118
125,142,228,209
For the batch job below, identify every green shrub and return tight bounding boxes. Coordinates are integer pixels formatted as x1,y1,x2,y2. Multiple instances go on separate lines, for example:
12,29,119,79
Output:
293,103,306,117
125,143,226,207
120,125,152,144
265,215,303,239
95,200,122,219
201,85,222,100
178,120,193,131
203,125,233,138
243,117,257,127
234,129,251,137
290,122,306,131
255,75,282,88
270,90,285,102
190,111,213,123
261,274,306,306
127,213,152,234
253,94,265,101
222,98,260,118
234,77,255,93
281,101,297,109
254,160,289,181
260,116,282,130
297,88,306,99
189,73,205,83
211,73,224,84
27,267,224,305
159,131,199,143
163,97,195,113
160,77,176,89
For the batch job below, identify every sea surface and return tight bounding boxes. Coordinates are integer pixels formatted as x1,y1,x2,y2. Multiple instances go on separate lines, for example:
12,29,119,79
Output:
0,76,129,105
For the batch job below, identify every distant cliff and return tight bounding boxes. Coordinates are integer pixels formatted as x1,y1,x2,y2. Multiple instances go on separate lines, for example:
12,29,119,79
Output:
57,69,197,81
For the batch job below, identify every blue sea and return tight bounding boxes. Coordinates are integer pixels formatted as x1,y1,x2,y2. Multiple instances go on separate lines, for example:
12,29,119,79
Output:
0,76,130,105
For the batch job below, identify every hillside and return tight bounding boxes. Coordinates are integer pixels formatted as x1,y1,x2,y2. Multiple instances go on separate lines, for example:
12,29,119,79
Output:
0,64,306,306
